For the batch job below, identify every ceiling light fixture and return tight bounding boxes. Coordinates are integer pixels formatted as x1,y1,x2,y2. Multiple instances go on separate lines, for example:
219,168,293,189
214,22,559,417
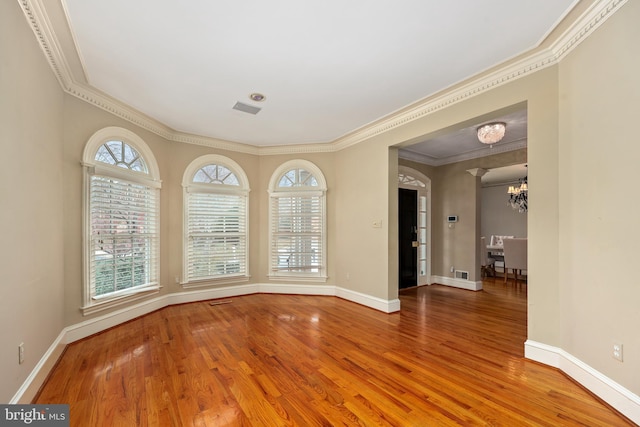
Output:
477,122,506,145
249,93,266,102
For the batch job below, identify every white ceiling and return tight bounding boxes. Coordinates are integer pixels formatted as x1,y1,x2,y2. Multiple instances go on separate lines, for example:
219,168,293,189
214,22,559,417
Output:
62,0,576,147
399,108,528,166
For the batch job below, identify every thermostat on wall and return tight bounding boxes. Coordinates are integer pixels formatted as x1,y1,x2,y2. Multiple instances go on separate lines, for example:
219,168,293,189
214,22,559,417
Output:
447,215,458,223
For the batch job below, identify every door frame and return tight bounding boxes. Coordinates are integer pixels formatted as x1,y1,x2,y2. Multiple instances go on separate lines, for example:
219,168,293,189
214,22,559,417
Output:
398,166,432,286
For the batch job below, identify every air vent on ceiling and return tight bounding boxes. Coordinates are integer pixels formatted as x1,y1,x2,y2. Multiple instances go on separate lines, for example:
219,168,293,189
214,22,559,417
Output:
233,102,261,115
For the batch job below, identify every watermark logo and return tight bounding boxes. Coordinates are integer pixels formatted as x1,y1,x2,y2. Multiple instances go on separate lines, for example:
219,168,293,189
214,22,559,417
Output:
0,405,69,426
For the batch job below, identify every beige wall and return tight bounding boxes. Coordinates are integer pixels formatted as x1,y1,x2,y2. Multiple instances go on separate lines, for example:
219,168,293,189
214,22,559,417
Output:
334,138,396,300
0,0,66,402
481,184,528,240
5,0,639,407
558,0,640,393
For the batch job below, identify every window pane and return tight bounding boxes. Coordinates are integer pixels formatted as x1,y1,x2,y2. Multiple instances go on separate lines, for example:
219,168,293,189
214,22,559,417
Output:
193,164,240,185
270,163,325,277
94,140,148,173
186,191,246,281
90,175,157,297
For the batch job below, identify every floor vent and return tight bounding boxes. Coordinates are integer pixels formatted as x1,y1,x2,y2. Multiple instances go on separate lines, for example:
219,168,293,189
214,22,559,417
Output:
455,270,469,280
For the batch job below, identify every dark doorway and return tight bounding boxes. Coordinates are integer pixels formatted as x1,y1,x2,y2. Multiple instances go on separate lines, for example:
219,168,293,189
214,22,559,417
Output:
399,188,418,289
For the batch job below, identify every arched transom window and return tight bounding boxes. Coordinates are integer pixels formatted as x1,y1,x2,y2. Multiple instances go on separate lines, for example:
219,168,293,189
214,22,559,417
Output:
398,173,426,188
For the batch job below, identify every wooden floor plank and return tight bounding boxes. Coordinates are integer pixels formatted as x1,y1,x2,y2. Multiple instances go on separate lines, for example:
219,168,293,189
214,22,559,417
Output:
34,279,635,426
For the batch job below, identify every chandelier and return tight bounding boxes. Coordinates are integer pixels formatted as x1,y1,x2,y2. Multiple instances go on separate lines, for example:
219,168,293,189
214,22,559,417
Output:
507,176,528,213
477,122,506,145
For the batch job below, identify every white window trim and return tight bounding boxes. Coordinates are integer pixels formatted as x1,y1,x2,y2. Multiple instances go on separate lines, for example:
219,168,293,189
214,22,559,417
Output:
81,127,161,315
268,160,327,281
182,154,250,287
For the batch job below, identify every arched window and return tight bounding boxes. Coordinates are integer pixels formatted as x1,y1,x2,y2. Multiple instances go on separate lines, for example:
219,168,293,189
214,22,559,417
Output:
182,155,250,285
398,172,426,188
82,127,161,314
268,160,327,280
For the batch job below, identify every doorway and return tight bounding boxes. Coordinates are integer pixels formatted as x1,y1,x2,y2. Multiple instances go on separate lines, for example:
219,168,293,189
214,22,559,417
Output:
398,166,431,288
398,188,418,288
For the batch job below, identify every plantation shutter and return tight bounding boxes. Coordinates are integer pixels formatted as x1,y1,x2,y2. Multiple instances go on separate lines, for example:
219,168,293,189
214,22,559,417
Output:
271,193,323,273
187,191,247,280
89,174,159,298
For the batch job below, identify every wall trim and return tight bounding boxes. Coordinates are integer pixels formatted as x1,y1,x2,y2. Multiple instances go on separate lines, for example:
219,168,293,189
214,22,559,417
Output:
10,331,66,404
432,275,483,291
12,283,399,403
18,0,627,156
525,340,640,424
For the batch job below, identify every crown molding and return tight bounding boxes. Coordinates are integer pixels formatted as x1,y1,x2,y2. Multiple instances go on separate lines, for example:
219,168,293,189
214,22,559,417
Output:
18,0,73,91
550,0,628,62
19,0,626,156
399,139,528,167
331,0,627,152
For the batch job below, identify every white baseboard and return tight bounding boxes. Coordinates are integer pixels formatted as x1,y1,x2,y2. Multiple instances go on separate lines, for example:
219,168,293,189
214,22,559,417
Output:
13,282,399,403
10,331,66,404
432,275,483,291
259,283,335,296
335,286,401,313
525,340,640,424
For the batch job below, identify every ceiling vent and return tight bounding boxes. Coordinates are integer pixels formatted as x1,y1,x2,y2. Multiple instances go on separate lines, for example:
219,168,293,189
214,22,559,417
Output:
232,102,261,115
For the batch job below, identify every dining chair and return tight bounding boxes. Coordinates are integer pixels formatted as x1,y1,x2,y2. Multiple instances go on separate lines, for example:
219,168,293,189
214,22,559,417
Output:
480,236,495,278
503,238,527,284
490,235,514,247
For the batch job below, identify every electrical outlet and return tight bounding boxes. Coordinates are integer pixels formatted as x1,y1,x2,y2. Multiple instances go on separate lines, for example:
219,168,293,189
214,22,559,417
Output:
18,343,24,364
612,342,623,362
450,266,455,273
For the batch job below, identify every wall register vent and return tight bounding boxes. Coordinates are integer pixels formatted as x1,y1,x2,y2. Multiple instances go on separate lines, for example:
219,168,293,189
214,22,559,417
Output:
455,270,469,280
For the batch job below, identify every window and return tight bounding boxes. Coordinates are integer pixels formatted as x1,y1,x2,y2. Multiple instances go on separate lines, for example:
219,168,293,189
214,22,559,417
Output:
182,155,249,286
268,160,327,280
82,127,161,315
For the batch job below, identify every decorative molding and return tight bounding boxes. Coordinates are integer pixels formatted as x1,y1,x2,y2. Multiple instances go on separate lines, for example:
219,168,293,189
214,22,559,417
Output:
399,139,528,166
18,0,627,155
550,0,629,63
525,340,640,424
18,0,72,91
466,168,489,178
432,276,483,291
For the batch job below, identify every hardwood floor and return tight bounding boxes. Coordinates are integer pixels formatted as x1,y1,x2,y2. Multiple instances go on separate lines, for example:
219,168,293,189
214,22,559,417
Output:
35,279,634,426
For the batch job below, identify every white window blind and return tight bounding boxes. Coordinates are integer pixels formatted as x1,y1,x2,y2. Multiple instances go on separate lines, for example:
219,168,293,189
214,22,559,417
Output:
186,191,246,280
271,195,323,273
90,174,158,298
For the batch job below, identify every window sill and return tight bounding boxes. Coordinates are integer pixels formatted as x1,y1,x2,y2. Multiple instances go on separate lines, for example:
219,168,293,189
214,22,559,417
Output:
267,274,328,283
81,285,160,316
181,275,250,289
